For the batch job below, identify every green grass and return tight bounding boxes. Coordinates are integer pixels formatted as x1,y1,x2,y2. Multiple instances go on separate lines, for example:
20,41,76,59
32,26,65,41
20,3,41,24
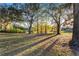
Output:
0,33,74,56
0,34,53,55
46,33,74,56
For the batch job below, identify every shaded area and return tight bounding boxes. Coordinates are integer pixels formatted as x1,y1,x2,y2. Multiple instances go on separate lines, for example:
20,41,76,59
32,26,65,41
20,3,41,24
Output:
38,39,59,56
1,34,56,56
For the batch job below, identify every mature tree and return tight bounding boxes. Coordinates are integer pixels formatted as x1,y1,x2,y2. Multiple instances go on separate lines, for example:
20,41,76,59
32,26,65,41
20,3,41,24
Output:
24,3,39,34
0,3,24,32
33,4,40,34
69,4,79,52
49,3,73,35
49,4,62,35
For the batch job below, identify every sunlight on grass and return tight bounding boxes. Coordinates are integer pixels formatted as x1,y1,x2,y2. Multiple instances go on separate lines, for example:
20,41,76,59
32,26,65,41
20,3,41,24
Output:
0,34,53,55
16,36,54,56
47,32,74,56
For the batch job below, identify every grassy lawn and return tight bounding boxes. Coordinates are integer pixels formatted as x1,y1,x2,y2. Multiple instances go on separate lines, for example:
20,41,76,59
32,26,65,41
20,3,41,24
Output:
0,32,74,56
24,33,74,56
47,33,74,56
0,33,53,55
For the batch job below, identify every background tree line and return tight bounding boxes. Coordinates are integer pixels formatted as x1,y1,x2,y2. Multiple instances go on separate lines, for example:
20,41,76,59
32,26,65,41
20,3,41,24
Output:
0,3,73,35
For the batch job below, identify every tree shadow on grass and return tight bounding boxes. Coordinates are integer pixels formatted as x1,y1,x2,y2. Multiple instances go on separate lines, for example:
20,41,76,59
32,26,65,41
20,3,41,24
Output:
1,34,57,56
38,39,59,56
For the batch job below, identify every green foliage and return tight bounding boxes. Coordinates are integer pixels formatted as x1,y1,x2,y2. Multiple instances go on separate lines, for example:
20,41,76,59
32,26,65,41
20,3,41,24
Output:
0,22,26,33
32,24,54,34
7,27,26,33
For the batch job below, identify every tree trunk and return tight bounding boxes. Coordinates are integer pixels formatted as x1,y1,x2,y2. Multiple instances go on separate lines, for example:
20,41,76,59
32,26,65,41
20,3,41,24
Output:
57,20,60,35
45,23,47,34
69,4,79,52
28,19,33,34
40,24,42,34
40,19,43,34
37,18,39,34
28,24,32,34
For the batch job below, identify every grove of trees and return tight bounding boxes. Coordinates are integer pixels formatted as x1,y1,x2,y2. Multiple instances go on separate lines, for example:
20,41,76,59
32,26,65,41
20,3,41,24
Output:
0,3,73,35
1,3,79,56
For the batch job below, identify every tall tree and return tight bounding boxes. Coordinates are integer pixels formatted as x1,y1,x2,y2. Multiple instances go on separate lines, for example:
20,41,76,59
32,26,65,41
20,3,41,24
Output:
26,3,39,34
49,6,62,34
0,3,24,32
49,3,72,35
69,4,79,52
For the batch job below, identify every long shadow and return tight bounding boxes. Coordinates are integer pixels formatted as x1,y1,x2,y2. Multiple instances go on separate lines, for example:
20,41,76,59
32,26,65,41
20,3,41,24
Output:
0,34,46,42
1,34,57,56
23,34,47,39
0,34,45,46
38,39,59,56
26,41,51,56
0,34,33,42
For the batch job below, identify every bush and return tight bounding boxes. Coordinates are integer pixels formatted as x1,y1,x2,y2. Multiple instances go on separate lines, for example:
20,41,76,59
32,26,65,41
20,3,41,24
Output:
16,28,25,33
10,28,17,33
0,22,26,33
7,27,25,33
